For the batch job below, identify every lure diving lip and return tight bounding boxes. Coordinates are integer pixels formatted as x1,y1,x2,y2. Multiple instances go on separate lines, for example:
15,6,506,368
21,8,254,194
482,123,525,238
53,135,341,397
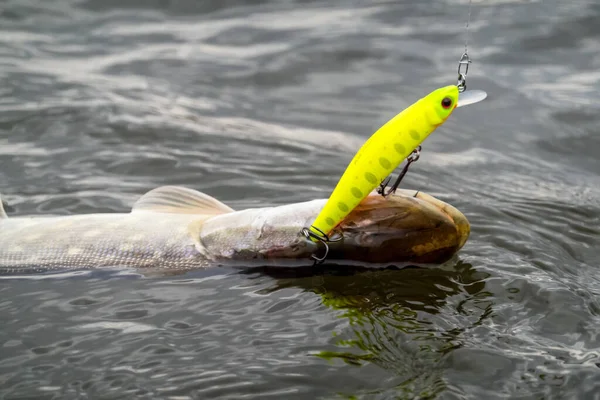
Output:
456,90,487,108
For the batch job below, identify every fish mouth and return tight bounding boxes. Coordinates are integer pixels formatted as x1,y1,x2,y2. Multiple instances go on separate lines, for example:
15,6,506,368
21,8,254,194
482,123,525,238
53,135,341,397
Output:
327,190,470,265
408,190,470,250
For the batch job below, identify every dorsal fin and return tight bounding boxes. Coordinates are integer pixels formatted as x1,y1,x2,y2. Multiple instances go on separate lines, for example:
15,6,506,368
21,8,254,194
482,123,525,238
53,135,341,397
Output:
0,195,7,219
132,186,234,215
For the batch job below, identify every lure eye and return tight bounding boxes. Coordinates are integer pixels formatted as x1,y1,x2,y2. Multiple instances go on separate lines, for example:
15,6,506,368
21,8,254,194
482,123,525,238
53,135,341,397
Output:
441,97,453,109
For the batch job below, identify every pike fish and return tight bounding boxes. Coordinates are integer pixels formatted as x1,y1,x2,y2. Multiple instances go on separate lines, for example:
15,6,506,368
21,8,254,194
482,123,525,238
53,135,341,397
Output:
0,186,470,274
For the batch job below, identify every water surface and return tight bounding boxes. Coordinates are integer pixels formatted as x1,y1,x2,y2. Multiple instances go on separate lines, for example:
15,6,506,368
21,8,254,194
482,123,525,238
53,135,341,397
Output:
1,0,600,398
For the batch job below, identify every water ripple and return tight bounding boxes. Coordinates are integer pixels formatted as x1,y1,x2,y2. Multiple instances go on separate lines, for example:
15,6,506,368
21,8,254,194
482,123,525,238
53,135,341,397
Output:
2,0,600,398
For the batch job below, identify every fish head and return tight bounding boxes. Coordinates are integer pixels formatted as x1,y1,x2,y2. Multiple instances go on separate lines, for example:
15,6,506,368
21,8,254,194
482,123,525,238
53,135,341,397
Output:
199,190,469,267
328,190,470,265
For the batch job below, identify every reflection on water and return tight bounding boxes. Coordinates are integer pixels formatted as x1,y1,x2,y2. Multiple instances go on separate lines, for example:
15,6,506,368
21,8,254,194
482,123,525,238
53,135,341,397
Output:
259,262,490,397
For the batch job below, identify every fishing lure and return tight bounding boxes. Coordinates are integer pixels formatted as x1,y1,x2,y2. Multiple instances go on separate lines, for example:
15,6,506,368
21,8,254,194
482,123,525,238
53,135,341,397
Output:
309,85,486,238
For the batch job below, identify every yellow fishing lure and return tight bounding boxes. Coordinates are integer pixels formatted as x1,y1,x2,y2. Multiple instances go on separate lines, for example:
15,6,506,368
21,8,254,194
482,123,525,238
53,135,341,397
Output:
311,85,460,236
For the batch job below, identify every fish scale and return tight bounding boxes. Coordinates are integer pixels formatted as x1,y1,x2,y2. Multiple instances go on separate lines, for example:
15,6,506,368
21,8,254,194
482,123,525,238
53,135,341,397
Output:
0,213,204,272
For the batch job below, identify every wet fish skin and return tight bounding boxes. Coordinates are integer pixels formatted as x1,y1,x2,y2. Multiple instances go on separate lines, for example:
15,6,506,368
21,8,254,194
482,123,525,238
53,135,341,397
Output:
0,213,208,273
198,201,321,264
0,198,319,272
0,186,225,273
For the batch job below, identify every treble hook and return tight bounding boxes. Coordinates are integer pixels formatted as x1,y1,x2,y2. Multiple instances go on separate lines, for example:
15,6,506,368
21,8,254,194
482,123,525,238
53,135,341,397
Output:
301,226,342,265
377,146,421,197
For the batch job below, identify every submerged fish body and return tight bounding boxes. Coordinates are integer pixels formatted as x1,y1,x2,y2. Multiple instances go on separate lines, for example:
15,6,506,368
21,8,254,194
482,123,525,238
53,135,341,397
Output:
0,212,206,273
0,186,470,273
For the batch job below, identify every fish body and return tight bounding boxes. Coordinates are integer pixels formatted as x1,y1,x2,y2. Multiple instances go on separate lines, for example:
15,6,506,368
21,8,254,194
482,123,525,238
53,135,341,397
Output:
311,85,459,235
0,199,322,271
0,185,470,274
0,212,206,273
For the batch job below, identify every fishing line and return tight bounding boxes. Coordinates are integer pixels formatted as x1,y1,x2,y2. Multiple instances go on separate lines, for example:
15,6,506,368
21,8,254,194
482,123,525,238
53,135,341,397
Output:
457,0,473,92
464,0,472,53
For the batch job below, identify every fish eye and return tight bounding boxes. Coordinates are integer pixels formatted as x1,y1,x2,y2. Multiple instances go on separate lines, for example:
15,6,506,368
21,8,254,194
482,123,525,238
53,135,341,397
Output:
441,97,453,109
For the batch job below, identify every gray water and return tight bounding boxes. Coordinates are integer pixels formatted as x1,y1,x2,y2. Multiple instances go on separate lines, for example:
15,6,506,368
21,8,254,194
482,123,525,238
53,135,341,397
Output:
1,0,600,398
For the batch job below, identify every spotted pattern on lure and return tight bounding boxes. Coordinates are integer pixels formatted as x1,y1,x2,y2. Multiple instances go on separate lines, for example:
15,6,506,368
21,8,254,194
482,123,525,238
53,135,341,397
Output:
310,85,460,236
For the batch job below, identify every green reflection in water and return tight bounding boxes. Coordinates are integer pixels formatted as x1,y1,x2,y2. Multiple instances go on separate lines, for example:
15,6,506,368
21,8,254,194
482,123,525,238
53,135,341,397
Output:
261,261,492,399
